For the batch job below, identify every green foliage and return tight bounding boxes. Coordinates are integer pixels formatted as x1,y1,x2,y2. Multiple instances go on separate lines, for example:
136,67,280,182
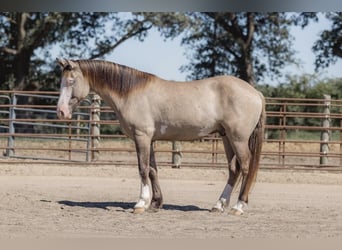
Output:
0,12,152,91
145,12,302,86
313,12,342,69
1,12,341,92
258,74,342,99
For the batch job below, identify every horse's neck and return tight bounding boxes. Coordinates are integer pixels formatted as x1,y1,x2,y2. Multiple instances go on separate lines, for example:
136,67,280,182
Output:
90,84,123,114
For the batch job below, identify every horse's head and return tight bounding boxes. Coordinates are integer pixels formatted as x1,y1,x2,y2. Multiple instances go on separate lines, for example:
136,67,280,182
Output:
56,58,90,119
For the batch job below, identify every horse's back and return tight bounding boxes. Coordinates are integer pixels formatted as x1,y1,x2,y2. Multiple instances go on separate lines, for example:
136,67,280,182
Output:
189,75,263,117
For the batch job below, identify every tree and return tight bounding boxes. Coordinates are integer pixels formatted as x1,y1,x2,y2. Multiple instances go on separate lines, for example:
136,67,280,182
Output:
0,12,152,91
145,12,300,86
0,12,155,134
313,12,342,69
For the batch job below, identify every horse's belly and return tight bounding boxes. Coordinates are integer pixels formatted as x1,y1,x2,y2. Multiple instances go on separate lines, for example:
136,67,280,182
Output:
153,123,218,141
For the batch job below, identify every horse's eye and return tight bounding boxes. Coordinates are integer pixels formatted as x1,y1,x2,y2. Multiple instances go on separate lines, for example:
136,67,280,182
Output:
67,78,75,85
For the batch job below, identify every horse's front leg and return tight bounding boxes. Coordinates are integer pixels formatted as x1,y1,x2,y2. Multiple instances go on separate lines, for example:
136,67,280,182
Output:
133,132,152,214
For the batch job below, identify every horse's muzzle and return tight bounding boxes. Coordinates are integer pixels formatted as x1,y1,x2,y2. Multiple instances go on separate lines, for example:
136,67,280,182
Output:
57,98,78,120
57,106,72,120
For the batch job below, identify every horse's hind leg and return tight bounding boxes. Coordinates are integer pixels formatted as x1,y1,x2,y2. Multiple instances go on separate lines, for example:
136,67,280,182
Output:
229,140,251,215
149,143,163,210
211,136,241,212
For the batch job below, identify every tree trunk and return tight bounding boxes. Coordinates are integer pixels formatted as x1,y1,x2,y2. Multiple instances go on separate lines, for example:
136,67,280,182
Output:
239,47,256,86
244,55,256,86
13,49,32,90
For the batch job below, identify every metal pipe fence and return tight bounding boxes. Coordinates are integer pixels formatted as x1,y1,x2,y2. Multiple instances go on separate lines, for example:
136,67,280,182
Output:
0,90,341,171
0,91,92,161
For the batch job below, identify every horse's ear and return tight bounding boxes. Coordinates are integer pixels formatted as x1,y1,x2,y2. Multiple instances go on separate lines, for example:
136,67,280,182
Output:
57,58,77,70
56,58,67,68
66,60,78,69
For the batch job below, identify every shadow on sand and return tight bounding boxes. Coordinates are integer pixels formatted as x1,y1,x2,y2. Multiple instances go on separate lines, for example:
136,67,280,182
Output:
56,200,210,212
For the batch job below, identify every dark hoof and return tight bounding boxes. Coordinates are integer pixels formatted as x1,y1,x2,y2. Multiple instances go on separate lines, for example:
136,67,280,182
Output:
151,199,163,209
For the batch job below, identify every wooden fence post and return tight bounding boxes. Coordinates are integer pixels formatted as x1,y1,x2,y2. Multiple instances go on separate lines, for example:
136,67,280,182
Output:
91,94,101,161
320,94,331,166
6,93,16,157
172,141,182,168
279,103,286,166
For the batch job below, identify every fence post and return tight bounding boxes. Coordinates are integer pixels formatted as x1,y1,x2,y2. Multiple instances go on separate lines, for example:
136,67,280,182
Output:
278,103,286,166
6,94,16,157
68,122,72,161
91,94,101,161
211,133,219,164
172,141,182,168
320,94,331,166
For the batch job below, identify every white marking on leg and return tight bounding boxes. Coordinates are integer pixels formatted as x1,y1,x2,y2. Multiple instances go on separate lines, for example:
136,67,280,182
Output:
232,200,248,214
213,183,233,212
135,183,151,209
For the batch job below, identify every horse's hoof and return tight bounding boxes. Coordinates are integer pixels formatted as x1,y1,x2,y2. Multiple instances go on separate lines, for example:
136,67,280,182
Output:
150,200,163,210
133,207,146,214
229,200,247,215
229,207,244,216
211,207,224,213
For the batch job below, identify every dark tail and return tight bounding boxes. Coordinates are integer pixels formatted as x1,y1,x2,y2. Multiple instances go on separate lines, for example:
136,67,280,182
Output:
246,92,266,187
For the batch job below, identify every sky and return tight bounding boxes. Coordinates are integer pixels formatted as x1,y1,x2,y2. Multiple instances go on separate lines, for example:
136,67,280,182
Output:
105,15,342,86
105,28,188,81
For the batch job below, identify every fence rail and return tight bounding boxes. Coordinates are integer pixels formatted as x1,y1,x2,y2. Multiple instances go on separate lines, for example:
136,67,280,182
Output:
0,90,341,171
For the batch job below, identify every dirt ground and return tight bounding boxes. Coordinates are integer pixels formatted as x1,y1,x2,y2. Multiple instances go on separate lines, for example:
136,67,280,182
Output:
0,162,341,239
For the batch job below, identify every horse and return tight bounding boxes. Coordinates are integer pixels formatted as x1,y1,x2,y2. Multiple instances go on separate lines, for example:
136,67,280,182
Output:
56,58,266,215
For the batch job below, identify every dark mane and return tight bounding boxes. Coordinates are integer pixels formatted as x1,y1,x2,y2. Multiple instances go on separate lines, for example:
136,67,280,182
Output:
76,59,156,96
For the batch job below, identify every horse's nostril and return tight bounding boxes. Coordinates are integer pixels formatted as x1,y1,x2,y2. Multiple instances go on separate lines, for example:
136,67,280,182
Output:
57,109,64,119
